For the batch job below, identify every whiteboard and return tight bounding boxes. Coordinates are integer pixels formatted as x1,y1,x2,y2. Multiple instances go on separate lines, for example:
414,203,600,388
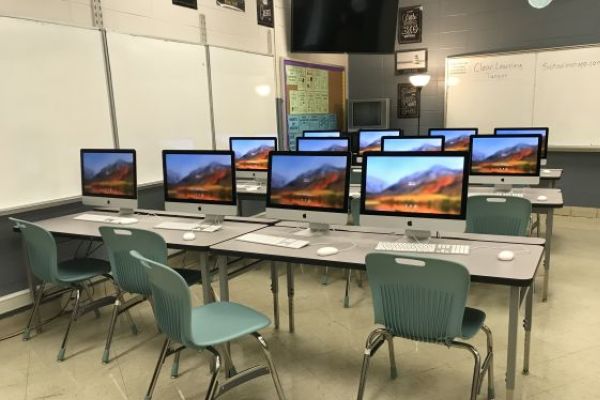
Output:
0,17,114,212
446,54,537,134
209,47,278,150
446,45,600,149
107,32,213,184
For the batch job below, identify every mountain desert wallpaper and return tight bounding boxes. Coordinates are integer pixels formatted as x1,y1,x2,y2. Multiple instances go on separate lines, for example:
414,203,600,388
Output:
364,156,465,215
165,154,234,202
270,155,348,209
82,152,135,197
298,139,349,152
436,131,474,151
232,139,275,171
359,131,400,154
384,138,442,152
471,137,539,174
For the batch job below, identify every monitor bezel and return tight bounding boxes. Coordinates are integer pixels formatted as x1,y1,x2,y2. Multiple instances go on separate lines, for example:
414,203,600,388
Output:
296,137,351,152
469,134,542,178
494,127,549,159
266,151,352,214
80,148,138,200
302,130,341,138
381,135,445,152
228,136,277,172
162,150,238,206
360,151,470,221
358,129,403,154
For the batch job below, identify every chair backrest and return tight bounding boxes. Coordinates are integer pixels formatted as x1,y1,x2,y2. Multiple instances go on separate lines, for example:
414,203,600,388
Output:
466,196,532,236
9,218,59,284
366,253,470,344
99,227,167,296
130,250,193,347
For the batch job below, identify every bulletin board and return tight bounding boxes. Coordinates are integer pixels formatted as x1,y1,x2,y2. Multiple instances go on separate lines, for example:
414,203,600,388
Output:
283,59,346,150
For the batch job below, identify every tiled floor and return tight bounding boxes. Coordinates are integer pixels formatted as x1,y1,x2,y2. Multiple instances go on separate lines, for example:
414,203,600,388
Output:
1,214,599,399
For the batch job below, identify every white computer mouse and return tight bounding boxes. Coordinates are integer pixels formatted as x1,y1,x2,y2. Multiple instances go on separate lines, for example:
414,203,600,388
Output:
537,195,548,201
317,247,339,257
182,232,196,241
497,250,515,262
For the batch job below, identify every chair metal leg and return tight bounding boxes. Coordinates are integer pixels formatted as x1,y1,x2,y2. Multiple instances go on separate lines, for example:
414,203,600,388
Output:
205,347,222,400
481,325,495,399
451,341,482,400
144,338,171,400
384,333,398,379
252,333,286,400
82,282,101,319
344,269,351,308
118,293,139,335
356,328,388,400
57,288,82,362
102,294,121,364
171,350,181,378
23,282,45,341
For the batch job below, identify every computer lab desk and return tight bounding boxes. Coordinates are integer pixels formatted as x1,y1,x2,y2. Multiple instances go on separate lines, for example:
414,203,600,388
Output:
18,209,275,308
209,225,545,400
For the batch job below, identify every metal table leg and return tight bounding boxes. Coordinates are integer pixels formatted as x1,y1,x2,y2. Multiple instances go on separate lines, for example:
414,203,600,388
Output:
199,252,213,305
286,263,295,333
506,286,520,400
543,209,554,302
523,283,534,374
271,262,280,329
217,256,229,302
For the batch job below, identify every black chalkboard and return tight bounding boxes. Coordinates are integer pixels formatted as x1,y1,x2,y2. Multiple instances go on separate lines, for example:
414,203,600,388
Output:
398,84,420,118
398,6,423,44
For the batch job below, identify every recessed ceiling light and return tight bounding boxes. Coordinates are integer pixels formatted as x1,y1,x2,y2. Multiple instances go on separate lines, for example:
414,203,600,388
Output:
528,0,553,9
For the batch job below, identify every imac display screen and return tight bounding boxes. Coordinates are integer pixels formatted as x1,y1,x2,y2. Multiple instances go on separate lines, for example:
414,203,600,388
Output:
383,137,443,152
81,151,136,198
268,153,349,211
363,154,467,217
230,138,276,171
163,152,235,204
430,129,477,151
359,130,401,154
471,136,540,176
297,138,349,152
495,128,548,158
303,131,341,138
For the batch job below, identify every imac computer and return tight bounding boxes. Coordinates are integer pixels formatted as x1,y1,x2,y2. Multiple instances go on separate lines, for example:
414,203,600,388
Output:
162,150,237,224
360,152,469,239
266,151,351,236
296,137,350,152
229,137,276,184
469,134,542,191
495,127,549,166
382,136,444,152
303,130,341,138
348,99,391,131
429,128,478,151
80,149,138,214
356,129,402,163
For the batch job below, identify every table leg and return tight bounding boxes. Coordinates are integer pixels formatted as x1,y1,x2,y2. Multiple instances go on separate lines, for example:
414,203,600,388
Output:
199,252,213,305
286,263,295,333
506,286,520,400
523,284,534,374
543,210,554,302
217,256,229,302
270,262,280,330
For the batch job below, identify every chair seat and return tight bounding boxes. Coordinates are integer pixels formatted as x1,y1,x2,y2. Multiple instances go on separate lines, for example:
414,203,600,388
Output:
189,302,270,348
460,307,486,339
57,257,111,283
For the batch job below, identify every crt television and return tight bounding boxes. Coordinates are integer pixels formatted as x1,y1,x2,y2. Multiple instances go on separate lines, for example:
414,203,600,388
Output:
266,151,351,235
291,0,399,53
469,135,542,187
162,150,238,220
348,99,391,131
80,149,138,213
360,151,470,236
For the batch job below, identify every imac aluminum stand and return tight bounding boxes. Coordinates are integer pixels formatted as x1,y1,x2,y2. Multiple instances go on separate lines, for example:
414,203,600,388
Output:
205,215,225,226
294,223,330,237
404,229,432,241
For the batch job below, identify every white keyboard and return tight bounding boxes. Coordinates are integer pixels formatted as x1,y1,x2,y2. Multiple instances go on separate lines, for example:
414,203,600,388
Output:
236,233,309,249
74,214,138,225
154,221,222,232
469,192,524,198
375,241,470,255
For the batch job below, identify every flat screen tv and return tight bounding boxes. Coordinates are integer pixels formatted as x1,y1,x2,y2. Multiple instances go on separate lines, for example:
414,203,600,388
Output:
291,0,399,53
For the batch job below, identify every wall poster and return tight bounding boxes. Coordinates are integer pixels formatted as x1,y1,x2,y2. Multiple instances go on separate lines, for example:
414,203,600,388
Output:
398,6,423,44
216,0,245,12
257,0,274,28
398,83,420,118
172,0,197,9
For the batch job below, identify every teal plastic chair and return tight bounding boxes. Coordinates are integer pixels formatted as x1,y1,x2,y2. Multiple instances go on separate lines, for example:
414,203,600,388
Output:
467,196,532,236
99,226,203,365
10,218,111,361
130,250,286,400
357,253,494,400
